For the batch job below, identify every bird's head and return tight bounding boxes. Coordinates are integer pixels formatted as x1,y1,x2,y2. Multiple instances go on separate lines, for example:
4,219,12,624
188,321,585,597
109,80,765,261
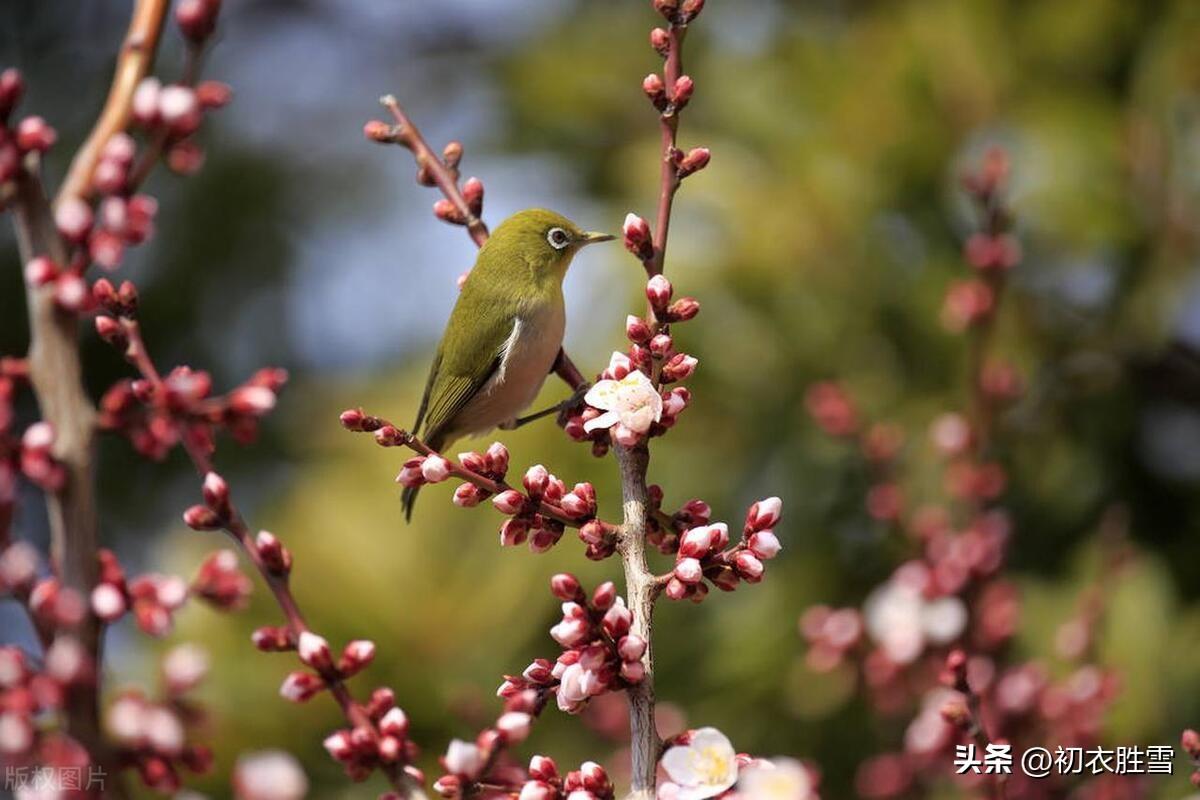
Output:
488,208,614,281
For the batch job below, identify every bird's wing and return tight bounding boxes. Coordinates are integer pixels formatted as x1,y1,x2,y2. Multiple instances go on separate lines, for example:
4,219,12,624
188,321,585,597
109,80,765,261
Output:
418,298,516,444
413,348,441,436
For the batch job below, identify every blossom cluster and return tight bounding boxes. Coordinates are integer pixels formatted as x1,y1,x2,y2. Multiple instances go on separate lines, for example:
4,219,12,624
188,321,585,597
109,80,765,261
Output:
656,727,820,800
662,497,783,603
497,573,648,715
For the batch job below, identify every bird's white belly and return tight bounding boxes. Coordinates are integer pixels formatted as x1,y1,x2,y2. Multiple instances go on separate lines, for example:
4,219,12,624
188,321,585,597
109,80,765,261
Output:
455,304,565,437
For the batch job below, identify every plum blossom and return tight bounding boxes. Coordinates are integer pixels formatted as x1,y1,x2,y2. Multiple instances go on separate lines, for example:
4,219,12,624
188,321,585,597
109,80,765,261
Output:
232,750,308,800
583,367,663,437
863,574,966,665
735,758,816,800
660,727,739,800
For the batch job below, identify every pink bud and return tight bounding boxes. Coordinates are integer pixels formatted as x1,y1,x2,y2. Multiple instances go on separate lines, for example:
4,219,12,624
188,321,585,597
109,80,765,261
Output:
674,557,703,584
195,80,233,109
53,274,89,313
734,551,765,582
421,455,452,483
229,385,276,415
485,441,510,475
500,518,529,547
183,505,221,531
324,729,354,761
497,711,532,743
202,471,230,512
434,198,466,225
625,314,652,344
157,86,201,136
452,483,483,507
255,530,292,575
646,274,673,310
748,530,782,560
15,116,56,153
463,177,484,216
620,660,646,683
175,0,220,42
131,77,161,126
623,213,654,260
396,457,426,488
672,75,694,107
520,781,556,800
90,583,126,621
492,489,526,515
679,525,716,559
523,464,550,497
677,147,710,176
339,640,376,675
580,761,609,793
667,296,700,322
592,581,617,610
602,602,632,639
618,634,647,662
279,671,324,703
251,626,291,651
551,573,582,601
529,755,559,782
298,631,333,671
0,68,24,119
550,616,590,648
55,197,93,244
23,256,58,287
650,27,670,57
661,353,697,382
649,333,673,357
642,73,667,111
747,496,783,531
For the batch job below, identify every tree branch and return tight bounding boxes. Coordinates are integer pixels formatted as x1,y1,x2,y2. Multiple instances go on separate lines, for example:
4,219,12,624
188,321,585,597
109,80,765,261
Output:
55,0,169,208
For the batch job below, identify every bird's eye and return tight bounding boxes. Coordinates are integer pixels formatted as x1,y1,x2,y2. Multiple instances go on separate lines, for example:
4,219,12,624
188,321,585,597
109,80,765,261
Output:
547,227,571,250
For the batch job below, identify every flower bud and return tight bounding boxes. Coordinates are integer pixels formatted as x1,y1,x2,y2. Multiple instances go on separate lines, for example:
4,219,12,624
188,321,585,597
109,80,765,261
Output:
255,531,292,576
339,640,376,675
24,256,58,287
623,213,654,261
0,68,24,120
251,626,292,652
646,274,673,310
497,711,532,743
551,573,582,602
679,525,716,559
733,551,764,582
201,471,230,513
183,505,221,531
529,755,559,782
324,729,354,762
653,0,679,20
620,660,646,683
746,496,782,531
462,177,484,216
195,80,232,109
676,147,710,177
650,28,670,57
748,530,782,560
395,458,426,488
421,455,452,483
158,86,201,137
602,602,632,639
229,385,277,416
500,518,529,547
674,557,703,584
681,0,705,20
55,197,93,244
90,583,127,622
380,706,409,737
580,761,610,793
618,634,647,663
485,442,510,475
453,483,484,507
15,116,56,153
661,353,697,382
297,631,333,671
592,581,617,610
492,489,526,515
625,314,652,344
279,671,324,703
523,464,550,497
672,75,694,107
520,781,556,800
176,0,220,43
642,73,667,111
434,198,466,225
53,274,89,313
667,296,700,322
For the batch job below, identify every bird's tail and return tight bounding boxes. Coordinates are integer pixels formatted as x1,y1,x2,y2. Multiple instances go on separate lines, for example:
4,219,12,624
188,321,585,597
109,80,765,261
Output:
401,432,444,522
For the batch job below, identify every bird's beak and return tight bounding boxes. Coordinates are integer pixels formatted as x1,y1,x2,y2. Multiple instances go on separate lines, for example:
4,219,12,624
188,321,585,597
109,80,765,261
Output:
580,231,615,246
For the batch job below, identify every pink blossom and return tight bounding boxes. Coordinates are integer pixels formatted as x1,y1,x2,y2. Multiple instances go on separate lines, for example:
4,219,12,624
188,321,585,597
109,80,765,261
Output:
583,370,663,436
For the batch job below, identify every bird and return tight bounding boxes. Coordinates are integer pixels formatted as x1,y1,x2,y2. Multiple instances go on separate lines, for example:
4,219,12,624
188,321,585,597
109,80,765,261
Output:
402,208,614,520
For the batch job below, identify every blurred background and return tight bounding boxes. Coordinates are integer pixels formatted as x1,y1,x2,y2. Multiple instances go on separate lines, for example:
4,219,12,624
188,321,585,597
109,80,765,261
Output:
5,0,1200,796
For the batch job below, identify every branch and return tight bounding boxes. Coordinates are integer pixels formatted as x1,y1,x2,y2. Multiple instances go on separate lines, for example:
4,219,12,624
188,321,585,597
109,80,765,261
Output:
366,97,587,391
55,0,169,208
113,317,426,799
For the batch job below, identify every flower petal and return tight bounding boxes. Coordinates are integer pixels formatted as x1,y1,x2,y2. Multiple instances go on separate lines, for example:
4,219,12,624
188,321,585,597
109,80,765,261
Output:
583,410,620,433
584,379,621,412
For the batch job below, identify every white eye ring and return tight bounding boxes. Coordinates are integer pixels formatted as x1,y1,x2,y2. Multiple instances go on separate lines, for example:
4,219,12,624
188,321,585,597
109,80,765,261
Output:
547,227,571,250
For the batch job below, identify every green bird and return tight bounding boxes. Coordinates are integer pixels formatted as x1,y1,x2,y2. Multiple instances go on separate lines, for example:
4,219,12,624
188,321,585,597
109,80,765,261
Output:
403,208,614,519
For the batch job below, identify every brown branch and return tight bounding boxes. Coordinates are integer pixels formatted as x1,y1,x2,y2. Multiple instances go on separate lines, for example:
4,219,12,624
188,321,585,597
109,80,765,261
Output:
116,318,426,800
371,96,588,391
614,443,663,800
10,154,103,753
55,0,169,208
648,25,686,278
